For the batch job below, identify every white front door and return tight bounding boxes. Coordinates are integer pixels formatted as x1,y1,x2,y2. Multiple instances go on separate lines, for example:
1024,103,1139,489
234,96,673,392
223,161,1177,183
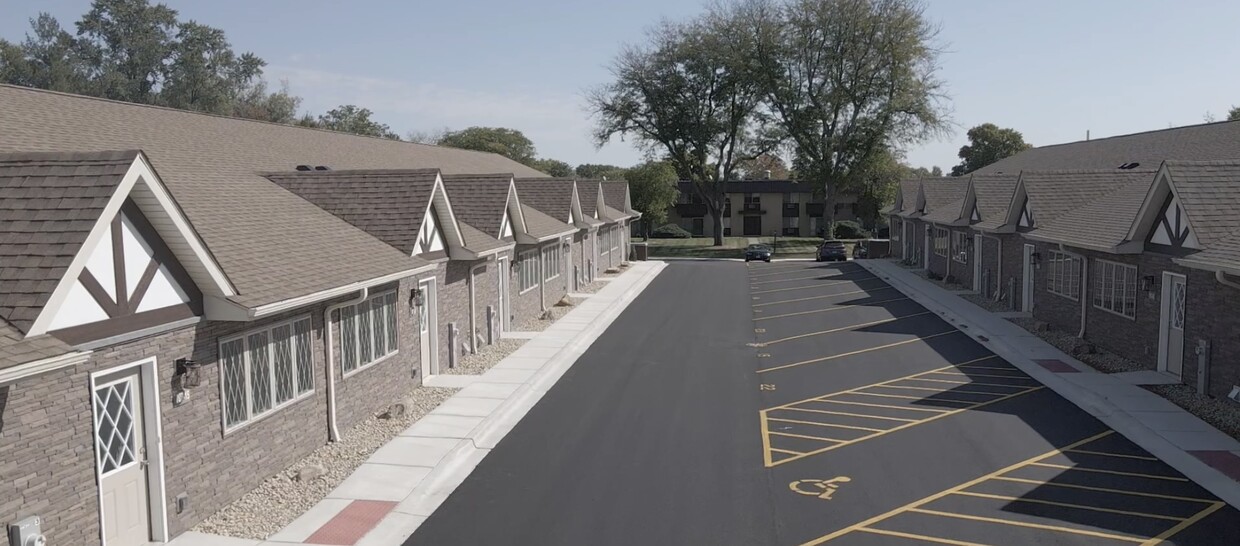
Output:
1159,272,1187,377
497,258,511,332
418,278,439,377
1022,244,1035,313
94,369,151,546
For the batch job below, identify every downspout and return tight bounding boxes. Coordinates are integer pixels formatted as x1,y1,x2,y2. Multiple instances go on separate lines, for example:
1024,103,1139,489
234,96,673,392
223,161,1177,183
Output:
944,227,951,281
323,287,369,442
995,236,1003,302
1217,270,1240,290
1059,244,1088,339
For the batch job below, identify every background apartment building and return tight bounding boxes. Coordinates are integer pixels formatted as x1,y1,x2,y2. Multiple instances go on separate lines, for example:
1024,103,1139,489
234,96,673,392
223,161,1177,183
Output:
667,180,859,237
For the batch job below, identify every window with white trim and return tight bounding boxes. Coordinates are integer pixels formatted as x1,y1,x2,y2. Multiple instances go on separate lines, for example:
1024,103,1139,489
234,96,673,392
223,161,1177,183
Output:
519,250,540,293
1093,260,1137,318
933,227,948,257
951,231,969,264
1046,250,1081,300
543,245,561,281
220,316,314,430
600,228,611,254
339,291,398,375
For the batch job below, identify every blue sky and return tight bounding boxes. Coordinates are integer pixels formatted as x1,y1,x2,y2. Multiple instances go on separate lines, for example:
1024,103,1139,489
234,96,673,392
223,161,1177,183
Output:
4,0,1240,171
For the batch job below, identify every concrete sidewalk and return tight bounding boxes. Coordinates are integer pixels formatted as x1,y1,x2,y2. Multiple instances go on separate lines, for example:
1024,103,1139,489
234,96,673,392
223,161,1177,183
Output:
168,261,667,546
857,258,1240,509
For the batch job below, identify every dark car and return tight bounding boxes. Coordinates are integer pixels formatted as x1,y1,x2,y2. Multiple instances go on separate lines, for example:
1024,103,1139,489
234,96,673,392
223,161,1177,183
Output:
745,244,772,262
817,240,847,262
853,240,869,259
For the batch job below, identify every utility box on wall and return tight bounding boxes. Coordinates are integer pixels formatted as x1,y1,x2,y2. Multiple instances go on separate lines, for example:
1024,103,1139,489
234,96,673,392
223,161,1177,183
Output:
7,516,45,546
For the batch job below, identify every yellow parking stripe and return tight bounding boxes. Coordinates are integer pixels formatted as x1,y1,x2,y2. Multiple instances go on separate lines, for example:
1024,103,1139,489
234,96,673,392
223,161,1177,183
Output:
769,447,802,455
753,297,910,321
907,508,1146,543
750,276,883,295
780,407,920,423
852,391,975,403
1027,463,1189,482
950,491,1183,521
757,312,931,344
814,399,951,413
757,330,962,373
955,364,1023,372
768,431,845,443
930,371,1041,380
748,264,862,279
990,477,1216,503
877,385,1018,396
765,357,1000,410
799,430,1115,545
854,528,992,546
751,286,897,307
1065,449,1160,461
750,272,867,285
904,378,1033,388
1141,502,1226,546
766,417,884,433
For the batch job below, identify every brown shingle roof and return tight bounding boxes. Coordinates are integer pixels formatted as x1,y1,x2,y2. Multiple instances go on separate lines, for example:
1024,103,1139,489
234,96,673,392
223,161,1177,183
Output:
976,120,1240,175
519,204,575,239
894,179,921,215
0,317,74,371
0,84,542,308
263,169,440,256
514,178,576,224
600,180,633,214
577,181,601,217
1021,170,1155,227
458,222,509,254
922,198,965,224
0,150,138,332
1029,174,1155,250
920,178,969,216
970,174,1020,230
1163,161,1240,248
440,174,515,239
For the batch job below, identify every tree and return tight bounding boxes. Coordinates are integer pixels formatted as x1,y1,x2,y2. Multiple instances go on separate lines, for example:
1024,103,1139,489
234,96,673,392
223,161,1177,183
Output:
406,127,451,145
590,15,769,246
74,0,179,103
530,158,574,177
624,161,679,238
575,163,624,179
232,79,300,123
314,105,400,139
737,152,790,179
732,0,949,231
908,165,942,178
160,20,264,114
1229,106,1240,122
438,127,537,164
951,122,1031,176
3,14,90,93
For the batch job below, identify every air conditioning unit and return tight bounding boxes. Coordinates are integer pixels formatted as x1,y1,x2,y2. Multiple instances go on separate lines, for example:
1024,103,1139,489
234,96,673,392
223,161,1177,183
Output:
7,516,45,546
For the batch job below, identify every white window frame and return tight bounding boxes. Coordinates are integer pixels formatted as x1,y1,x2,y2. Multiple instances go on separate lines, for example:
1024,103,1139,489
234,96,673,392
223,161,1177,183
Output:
933,227,948,257
1046,250,1082,301
219,315,315,434
543,245,561,281
1093,259,1137,319
519,250,540,294
338,290,399,379
601,229,611,255
951,231,969,264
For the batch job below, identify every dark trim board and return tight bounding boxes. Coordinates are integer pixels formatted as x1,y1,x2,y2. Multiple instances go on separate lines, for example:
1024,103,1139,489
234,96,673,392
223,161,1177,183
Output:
54,303,199,346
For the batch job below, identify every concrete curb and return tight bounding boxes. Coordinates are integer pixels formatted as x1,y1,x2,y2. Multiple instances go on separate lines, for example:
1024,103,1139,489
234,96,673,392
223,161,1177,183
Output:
857,259,1240,510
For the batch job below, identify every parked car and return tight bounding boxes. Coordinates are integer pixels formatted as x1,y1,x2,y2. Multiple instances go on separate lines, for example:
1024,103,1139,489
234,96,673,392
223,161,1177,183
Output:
745,244,772,262
853,239,869,259
817,240,848,262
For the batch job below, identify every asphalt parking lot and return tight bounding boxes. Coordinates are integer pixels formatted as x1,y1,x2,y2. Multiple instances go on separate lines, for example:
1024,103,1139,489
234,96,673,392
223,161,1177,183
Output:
407,260,1240,545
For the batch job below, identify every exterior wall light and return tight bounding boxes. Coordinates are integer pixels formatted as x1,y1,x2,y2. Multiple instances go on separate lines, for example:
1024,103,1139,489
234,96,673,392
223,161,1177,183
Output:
410,287,425,308
1141,274,1161,295
175,358,202,389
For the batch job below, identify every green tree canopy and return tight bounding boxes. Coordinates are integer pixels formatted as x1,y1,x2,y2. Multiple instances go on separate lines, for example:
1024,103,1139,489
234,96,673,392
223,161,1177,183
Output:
738,152,791,180
575,163,624,179
1228,106,1240,122
438,126,537,164
307,105,401,139
530,158,574,177
951,123,1032,176
624,161,679,236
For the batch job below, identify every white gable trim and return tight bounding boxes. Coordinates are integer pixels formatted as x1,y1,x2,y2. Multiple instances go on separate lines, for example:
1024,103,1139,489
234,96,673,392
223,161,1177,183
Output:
27,153,233,336
1127,166,1202,249
414,174,466,257
506,181,529,236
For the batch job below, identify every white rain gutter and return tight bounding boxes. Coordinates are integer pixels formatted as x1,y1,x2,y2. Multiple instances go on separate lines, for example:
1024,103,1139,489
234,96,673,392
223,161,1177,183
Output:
323,287,369,442
1059,244,1089,338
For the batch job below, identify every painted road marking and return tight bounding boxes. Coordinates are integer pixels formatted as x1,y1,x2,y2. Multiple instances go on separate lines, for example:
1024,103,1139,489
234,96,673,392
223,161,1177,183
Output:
750,276,884,295
752,297,911,322
750,272,868,285
790,477,851,500
760,357,1043,467
751,286,898,308
753,312,931,345
801,430,1227,546
756,330,963,374
747,264,864,279
1026,462,1190,482
1065,449,1160,462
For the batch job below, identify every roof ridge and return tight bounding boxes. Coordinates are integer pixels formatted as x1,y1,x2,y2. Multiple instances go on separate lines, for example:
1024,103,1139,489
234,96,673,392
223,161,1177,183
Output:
1021,118,1240,152
0,83,523,163
263,168,441,178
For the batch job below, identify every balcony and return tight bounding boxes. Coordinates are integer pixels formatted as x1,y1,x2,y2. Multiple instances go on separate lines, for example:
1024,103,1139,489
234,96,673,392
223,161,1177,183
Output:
783,203,800,217
674,203,707,218
806,203,825,217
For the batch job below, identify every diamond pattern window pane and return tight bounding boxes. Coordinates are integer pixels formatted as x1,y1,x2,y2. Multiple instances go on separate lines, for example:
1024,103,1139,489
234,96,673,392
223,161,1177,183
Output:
272,325,295,404
385,292,398,351
294,318,313,394
248,332,271,414
341,306,358,373
221,338,247,427
1173,282,1186,330
358,300,372,365
371,296,387,357
94,379,137,475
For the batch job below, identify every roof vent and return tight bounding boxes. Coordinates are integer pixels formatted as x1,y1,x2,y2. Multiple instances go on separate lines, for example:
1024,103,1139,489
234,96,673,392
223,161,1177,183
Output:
1118,162,1141,170
314,165,331,171
295,165,313,171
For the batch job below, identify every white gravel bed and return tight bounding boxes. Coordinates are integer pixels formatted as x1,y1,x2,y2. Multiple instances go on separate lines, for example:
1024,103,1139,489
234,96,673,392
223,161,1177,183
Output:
1145,384,1240,442
577,280,608,294
443,338,527,375
193,386,458,540
960,292,1011,313
516,297,583,332
1006,317,1143,374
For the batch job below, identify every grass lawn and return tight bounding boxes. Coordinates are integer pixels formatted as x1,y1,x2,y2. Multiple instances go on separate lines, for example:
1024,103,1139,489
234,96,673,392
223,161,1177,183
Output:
643,236,841,259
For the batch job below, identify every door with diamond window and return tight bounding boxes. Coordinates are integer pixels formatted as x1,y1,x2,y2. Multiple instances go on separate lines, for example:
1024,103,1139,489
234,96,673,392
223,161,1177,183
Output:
1159,272,1187,377
94,369,151,545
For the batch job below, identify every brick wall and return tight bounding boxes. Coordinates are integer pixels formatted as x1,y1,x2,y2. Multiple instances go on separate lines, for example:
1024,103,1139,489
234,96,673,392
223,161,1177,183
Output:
947,227,973,289
512,247,544,324
1188,272,1240,397
436,261,472,371
467,259,501,350
997,233,1028,312
571,233,585,290
889,216,904,260
331,278,421,428
978,234,1001,299
927,225,948,278
1029,240,1083,335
